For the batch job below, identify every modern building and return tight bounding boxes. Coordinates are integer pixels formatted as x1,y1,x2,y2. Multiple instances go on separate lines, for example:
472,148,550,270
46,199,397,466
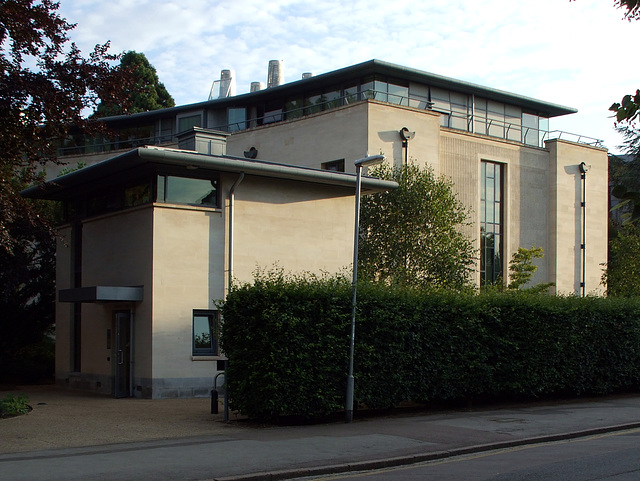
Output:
27,59,608,398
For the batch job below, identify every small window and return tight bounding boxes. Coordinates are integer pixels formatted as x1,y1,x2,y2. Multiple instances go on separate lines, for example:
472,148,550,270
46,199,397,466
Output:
227,108,247,132
321,159,345,172
177,114,202,133
193,310,219,356
158,175,219,207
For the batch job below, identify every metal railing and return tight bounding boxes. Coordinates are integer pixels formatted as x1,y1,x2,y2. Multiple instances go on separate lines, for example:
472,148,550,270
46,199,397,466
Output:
57,90,604,156
542,130,604,148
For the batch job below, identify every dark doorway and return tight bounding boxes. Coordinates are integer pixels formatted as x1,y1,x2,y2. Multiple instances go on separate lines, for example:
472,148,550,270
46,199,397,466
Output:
114,311,132,398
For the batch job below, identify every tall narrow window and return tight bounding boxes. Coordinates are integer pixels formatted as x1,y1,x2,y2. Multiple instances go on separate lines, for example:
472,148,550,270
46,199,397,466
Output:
480,161,504,286
193,310,219,356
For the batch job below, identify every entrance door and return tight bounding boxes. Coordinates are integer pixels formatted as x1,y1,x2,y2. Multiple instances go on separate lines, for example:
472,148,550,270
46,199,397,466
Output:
114,312,131,398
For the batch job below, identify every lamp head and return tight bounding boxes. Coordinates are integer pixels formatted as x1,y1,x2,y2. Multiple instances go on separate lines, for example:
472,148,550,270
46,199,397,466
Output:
354,154,385,169
579,162,591,174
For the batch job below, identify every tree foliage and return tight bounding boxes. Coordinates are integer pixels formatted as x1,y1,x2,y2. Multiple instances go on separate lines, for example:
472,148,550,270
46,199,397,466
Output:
603,223,640,296
616,0,640,20
0,180,56,383
94,50,175,117
504,246,554,293
358,162,475,290
0,1,124,381
608,1,640,123
0,0,124,253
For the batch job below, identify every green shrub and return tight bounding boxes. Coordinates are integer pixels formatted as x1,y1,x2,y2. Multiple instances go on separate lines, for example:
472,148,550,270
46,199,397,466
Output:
220,273,640,421
0,394,30,418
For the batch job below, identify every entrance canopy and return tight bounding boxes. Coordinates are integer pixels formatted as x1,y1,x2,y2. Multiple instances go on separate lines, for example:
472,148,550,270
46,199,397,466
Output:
59,286,144,303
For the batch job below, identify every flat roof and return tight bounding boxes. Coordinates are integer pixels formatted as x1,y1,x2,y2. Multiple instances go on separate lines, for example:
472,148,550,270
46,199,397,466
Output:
99,59,576,126
22,146,398,201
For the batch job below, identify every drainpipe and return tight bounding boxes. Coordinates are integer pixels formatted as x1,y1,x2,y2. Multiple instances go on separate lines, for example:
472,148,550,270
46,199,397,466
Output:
227,173,245,294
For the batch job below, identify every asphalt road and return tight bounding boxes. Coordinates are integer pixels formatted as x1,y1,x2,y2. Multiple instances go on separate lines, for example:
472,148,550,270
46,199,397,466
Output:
300,428,640,481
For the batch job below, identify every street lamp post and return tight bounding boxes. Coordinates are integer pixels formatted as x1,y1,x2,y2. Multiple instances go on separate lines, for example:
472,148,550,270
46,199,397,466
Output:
346,154,385,423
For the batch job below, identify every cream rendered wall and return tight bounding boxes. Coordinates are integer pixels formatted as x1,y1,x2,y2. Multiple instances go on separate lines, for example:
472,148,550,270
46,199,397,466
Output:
546,140,608,295
440,130,553,286
151,205,225,398
231,177,355,283
226,101,441,174
226,102,370,171
55,226,72,384
365,102,441,173
81,206,153,393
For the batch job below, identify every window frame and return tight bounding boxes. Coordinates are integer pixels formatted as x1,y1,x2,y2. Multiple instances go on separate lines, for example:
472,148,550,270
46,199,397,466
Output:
192,310,219,356
176,112,203,134
157,174,220,208
480,160,504,287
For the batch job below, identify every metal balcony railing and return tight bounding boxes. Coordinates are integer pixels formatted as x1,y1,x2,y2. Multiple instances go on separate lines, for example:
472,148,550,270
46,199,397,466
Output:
57,90,604,156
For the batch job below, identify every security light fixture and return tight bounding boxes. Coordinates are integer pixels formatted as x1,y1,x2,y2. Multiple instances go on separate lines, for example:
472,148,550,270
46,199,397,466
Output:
244,147,258,159
400,127,415,141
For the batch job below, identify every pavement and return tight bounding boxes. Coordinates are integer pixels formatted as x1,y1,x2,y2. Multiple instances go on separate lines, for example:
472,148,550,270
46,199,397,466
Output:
2,385,640,481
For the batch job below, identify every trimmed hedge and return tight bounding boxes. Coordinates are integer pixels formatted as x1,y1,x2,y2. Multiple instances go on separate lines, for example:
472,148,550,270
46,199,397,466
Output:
220,274,640,420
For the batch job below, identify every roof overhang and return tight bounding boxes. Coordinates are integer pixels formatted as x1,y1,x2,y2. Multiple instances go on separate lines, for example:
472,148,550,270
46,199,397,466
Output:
96,59,576,125
59,286,144,303
22,146,398,201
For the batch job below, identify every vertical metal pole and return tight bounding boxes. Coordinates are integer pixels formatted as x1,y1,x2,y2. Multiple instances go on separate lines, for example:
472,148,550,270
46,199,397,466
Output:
224,360,229,422
346,165,363,423
129,308,134,397
581,171,587,297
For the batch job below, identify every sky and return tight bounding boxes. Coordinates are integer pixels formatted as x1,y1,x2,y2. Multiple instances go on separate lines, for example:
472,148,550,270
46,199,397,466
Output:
57,0,638,154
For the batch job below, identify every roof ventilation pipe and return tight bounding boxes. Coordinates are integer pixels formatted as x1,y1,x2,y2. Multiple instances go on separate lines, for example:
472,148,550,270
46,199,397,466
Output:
302,72,313,79
267,60,284,88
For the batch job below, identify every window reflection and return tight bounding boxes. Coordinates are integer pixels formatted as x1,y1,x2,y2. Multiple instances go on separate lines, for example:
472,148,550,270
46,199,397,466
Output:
480,161,503,286
193,310,219,355
160,176,219,207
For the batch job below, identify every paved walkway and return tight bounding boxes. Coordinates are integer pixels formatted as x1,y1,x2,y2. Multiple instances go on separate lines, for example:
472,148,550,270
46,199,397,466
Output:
2,385,640,481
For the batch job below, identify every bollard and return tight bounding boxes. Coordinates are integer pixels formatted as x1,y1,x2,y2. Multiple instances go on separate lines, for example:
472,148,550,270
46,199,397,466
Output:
211,388,218,414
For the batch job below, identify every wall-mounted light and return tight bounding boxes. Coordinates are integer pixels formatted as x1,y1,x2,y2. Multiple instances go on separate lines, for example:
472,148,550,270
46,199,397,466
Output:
399,127,415,166
579,162,591,174
244,147,258,159
400,127,415,141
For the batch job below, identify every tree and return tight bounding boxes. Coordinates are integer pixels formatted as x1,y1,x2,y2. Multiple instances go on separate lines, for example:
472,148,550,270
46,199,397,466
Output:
0,175,56,383
602,223,640,296
608,1,640,123
358,162,475,290
604,128,640,295
616,0,640,19
0,1,124,381
503,246,555,293
94,50,175,117
1,0,124,253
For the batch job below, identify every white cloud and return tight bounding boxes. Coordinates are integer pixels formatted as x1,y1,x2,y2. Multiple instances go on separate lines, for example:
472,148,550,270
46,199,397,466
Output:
57,0,638,153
